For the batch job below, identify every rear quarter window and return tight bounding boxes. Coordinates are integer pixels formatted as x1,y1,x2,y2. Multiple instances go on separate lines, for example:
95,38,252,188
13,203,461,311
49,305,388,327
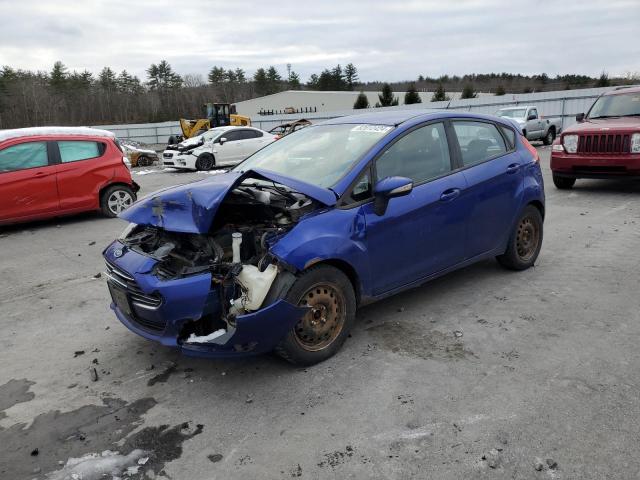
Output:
499,126,516,150
58,141,105,163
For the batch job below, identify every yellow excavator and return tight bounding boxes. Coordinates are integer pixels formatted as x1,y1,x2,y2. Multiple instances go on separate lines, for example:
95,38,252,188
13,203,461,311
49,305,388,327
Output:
168,103,251,144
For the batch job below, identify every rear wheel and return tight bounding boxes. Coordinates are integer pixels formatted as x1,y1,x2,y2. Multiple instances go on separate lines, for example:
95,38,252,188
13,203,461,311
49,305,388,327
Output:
100,185,136,218
195,153,215,171
543,129,555,145
497,205,543,271
275,265,356,366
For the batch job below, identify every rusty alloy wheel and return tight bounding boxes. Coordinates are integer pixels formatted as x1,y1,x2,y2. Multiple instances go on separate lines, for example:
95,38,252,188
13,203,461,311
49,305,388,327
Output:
516,215,540,262
293,283,346,352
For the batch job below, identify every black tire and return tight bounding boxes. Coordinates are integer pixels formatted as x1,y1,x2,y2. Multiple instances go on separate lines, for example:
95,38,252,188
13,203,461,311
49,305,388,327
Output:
100,185,136,218
195,153,215,171
553,174,576,190
543,128,555,145
137,155,154,167
497,205,543,271
274,265,356,366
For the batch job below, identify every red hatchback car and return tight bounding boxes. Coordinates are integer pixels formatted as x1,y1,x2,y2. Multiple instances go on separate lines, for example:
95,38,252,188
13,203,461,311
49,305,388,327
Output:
0,127,139,225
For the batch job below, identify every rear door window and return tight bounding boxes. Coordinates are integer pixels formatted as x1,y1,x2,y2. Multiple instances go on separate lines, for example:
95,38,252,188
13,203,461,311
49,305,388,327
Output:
223,131,243,142
452,121,507,167
376,122,452,184
58,141,103,163
0,142,49,172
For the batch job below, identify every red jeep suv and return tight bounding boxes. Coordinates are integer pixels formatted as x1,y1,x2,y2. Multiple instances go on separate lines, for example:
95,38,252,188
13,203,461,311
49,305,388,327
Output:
0,127,140,225
550,86,640,189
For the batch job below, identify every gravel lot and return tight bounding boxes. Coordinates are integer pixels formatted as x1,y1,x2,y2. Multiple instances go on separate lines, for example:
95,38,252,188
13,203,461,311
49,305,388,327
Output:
1,147,639,479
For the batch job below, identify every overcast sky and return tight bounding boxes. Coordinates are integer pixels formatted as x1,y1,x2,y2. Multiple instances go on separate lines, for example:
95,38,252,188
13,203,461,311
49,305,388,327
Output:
1,0,638,83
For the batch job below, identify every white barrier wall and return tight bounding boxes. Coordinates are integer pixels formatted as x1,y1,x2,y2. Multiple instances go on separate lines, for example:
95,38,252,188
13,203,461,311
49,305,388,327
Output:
95,86,637,145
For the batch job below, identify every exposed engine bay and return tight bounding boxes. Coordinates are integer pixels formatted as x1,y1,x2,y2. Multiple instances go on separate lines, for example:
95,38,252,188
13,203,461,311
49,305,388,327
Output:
119,179,317,342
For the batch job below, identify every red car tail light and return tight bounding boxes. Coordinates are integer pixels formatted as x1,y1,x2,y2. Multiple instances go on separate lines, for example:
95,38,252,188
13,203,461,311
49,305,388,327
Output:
522,136,539,163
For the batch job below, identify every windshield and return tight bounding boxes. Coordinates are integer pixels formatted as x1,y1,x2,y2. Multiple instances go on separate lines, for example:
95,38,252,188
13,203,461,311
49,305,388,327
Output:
589,91,640,118
233,124,393,188
497,109,526,119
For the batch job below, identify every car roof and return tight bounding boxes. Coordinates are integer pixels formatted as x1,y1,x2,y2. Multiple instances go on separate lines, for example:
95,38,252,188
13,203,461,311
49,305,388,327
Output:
319,109,516,128
0,126,115,143
604,85,640,96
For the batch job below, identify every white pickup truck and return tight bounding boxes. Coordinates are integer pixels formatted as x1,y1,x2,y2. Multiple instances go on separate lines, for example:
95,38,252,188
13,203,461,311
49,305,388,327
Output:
496,106,562,145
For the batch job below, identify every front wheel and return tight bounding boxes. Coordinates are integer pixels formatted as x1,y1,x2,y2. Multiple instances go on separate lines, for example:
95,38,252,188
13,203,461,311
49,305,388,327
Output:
497,205,543,271
137,155,154,167
552,174,576,190
195,153,215,171
543,129,555,145
100,185,136,218
274,265,356,366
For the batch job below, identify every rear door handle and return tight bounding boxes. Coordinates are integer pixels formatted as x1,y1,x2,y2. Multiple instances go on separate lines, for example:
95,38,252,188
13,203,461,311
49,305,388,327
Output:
440,188,461,202
34,171,50,177
506,163,520,174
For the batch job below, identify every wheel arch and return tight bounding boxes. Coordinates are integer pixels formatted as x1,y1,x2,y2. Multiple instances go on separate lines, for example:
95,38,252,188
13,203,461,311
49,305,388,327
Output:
527,199,545,219
303,258,362,306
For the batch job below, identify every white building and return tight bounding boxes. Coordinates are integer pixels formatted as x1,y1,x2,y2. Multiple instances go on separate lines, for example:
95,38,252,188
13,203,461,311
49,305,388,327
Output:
234,90,491,118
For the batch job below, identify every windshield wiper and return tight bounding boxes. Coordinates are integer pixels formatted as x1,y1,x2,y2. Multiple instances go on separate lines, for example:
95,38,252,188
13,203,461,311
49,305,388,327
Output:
589,115,621,119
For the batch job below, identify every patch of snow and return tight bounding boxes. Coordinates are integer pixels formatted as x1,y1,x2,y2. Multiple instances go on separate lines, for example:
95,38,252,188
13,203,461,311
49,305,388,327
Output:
46,449,148,480
162,167,179,172
134,169,157,176
197,169,227,175
0,126,115,143
185,329,226,344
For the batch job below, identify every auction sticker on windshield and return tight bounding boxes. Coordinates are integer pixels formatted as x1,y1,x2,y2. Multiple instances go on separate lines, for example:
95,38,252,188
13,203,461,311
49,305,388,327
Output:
351,125,393,133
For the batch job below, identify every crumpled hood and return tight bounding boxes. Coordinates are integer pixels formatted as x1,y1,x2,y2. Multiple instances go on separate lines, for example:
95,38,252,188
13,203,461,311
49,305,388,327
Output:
120,168,337,234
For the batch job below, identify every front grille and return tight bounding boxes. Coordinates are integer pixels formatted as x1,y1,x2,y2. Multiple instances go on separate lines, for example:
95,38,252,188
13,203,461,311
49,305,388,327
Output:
105,261,162,308
577,134,631,155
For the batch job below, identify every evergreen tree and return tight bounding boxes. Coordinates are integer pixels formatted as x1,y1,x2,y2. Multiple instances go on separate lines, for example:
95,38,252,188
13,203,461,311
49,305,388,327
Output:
404,83,422,104
377,83,398,107
495,85,506,96
344,63,358,90
208,66,226,84
253,68,269,95
225,69,237,83
146,60,182,90
418,74,425,82
317,69,333,90
431,83,449,102
288,71,301,90
266,66,282,94
331,64,344,90
98,67,117,90
307,73,319,89
49,61,68,92
234,68,246,83
460,83,476,99
353,91,369,109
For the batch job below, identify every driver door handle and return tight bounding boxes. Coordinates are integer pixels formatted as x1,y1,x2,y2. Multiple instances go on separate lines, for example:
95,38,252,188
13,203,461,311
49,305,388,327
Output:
506,163,520,174
440,188,461,202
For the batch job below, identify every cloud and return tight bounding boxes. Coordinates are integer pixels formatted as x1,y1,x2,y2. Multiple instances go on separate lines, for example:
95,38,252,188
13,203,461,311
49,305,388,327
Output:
0,0,638,82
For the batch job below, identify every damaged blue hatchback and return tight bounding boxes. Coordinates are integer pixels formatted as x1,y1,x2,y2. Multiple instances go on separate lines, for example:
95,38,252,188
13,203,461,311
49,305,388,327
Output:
103,111,545,365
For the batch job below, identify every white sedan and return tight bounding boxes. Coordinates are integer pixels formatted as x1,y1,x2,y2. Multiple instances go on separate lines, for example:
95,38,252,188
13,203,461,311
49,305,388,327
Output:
162,126,277,171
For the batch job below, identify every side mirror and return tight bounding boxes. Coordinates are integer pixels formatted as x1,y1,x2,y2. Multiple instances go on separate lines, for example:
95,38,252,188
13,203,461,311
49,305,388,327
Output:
218,137,228,145
373,176,413,216
575,113,585,122
527,114,537,121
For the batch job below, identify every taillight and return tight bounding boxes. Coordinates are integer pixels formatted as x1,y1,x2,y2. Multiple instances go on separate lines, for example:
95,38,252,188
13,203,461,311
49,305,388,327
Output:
521,136,539,163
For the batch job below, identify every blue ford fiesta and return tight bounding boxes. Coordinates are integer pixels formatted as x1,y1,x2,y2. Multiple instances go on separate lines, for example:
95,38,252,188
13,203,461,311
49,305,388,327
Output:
103,110,544,365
